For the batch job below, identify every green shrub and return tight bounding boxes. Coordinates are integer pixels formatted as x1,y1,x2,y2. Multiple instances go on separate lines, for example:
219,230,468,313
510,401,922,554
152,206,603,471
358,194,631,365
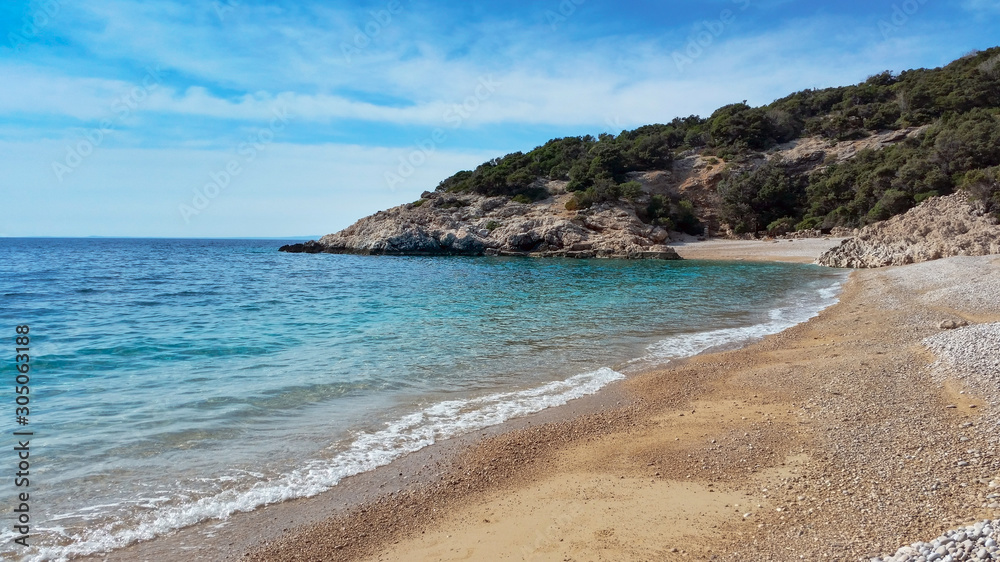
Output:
717,161,806,234
565,177,644,210
644,194,668,224
672,199,702,235
640,195,701,234
866,189,912,222
794,216,822,231
962,167,1000,218
437,170,474,192
766,217,797,235
566,191,590,210
619,181,643,201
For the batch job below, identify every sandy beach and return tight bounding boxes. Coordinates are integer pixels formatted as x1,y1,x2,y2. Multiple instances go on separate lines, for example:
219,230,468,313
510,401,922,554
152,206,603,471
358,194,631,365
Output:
670,237,849,263
96,239,1000,561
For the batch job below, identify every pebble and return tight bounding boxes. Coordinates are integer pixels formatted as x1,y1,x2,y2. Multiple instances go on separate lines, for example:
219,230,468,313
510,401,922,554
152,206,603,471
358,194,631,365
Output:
925,323,1000,400
873,520,1000,562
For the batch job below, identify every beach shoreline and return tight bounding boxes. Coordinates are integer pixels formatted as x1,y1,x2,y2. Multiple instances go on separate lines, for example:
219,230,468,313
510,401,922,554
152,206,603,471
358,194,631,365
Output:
88,240,1000,561
670,237,849,263
78,238,849,561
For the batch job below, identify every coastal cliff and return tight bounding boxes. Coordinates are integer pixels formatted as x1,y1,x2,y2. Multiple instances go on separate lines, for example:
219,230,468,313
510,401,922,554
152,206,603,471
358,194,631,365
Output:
280,187,681,260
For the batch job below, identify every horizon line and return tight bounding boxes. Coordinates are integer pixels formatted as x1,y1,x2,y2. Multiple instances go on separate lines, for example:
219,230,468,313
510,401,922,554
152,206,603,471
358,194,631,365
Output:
0,235,321,240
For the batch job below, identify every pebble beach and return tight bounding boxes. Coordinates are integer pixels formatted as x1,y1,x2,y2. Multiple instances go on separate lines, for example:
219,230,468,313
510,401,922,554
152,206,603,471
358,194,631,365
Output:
95,244,1000,562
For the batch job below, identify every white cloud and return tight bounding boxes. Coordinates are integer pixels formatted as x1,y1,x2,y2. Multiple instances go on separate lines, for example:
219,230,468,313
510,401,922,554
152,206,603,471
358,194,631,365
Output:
3,4,971,134
2,0,991,237
0,63,139,120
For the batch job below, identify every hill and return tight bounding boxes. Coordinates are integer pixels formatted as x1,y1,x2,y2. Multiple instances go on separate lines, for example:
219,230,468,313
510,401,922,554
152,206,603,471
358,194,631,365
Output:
282,48,1000,258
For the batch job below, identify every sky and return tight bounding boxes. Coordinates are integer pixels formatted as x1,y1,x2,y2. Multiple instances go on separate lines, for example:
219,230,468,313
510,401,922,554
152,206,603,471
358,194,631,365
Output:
0,0,998,238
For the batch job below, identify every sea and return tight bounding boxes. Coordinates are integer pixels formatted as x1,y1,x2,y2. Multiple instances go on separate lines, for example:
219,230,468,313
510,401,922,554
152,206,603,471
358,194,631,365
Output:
0,238,848,561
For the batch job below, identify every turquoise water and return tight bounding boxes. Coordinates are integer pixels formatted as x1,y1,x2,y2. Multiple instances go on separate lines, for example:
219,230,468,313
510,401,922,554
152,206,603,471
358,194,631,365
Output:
0,238,846,560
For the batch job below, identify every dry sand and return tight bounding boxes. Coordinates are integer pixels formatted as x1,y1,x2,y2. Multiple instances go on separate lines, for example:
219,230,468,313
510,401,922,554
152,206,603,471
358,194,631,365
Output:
671,237,848,263
96,242,1000,562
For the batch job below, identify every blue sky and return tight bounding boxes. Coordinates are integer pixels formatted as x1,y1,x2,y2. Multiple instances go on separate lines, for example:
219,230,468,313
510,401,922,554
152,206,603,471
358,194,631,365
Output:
1,0,998,237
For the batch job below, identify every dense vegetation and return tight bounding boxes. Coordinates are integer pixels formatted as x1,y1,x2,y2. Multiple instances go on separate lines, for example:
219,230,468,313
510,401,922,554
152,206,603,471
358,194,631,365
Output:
435,48,1000,233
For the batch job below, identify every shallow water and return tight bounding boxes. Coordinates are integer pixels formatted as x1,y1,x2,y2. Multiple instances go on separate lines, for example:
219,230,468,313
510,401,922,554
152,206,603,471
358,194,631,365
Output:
0,238,847,560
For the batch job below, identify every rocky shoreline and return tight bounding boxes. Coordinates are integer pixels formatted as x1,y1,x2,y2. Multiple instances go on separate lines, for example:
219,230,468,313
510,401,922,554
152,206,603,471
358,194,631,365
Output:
282,189,1000,269
817,193,1000,268
280,190,681,260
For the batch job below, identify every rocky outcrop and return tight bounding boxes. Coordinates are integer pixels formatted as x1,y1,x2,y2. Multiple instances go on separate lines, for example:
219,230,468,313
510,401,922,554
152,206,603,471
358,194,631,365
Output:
282,189,681,260
282,128,934,260
817,193,1000,268
769,126,929,170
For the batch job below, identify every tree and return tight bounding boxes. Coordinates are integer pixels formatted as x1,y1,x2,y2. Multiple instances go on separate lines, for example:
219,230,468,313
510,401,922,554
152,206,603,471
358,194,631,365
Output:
717,161,806,234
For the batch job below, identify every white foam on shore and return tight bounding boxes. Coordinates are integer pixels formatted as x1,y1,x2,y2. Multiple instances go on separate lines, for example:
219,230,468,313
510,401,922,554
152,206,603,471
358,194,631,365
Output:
25,367,625,562
21,274,849,562
643,276,846,363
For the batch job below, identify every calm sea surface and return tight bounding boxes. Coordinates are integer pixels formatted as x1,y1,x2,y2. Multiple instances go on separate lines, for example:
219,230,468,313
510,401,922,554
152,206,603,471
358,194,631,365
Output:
0,238,847,560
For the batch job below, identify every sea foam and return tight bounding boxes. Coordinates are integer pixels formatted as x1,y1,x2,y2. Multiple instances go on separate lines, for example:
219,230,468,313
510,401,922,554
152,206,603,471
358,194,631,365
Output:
644,277,844,362
25,367,625,561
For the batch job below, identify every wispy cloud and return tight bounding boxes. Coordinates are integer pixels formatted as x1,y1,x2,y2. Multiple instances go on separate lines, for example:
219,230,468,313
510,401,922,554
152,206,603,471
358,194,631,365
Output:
1,0,997,236
1,15,968,129
963,0,1000,15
